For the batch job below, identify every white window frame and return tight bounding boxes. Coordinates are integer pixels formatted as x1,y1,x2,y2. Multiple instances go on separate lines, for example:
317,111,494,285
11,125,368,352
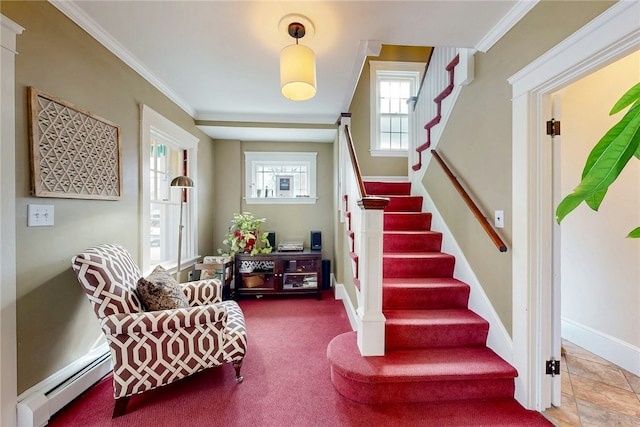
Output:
370,61,424,157
140,104,199,275
244,151,317,205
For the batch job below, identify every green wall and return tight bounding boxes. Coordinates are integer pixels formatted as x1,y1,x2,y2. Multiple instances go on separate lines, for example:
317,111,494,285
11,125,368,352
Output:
2,1,216,393
422,0,614,335
212,140,335,263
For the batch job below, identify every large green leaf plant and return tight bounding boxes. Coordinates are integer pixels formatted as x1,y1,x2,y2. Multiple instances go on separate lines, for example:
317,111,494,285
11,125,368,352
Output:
556,82,640,238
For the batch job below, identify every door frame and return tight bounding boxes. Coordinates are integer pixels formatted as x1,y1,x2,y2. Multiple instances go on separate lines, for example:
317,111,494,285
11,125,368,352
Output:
508,0,640,410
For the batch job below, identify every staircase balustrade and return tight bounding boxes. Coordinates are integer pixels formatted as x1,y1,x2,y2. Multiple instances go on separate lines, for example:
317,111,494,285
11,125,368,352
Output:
338,114,388,356
409,47,474,173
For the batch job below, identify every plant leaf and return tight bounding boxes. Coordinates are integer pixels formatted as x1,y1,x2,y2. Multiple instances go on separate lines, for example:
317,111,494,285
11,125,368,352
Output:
585,187,607,211
556,104,640,223
610,82,640,115
627,227,640,238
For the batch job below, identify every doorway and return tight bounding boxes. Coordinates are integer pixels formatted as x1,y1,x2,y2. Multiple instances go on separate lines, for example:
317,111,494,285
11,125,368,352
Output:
509,0,640,411
551,50,640,406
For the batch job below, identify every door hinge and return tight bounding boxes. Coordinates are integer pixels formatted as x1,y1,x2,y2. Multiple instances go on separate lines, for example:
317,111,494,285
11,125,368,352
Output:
546,359,561,376
546,119,561,137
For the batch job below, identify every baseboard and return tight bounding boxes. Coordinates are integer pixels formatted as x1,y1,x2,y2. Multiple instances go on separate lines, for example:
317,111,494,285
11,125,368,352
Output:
562,317,640,376
334,282,358,332
17,344,112,427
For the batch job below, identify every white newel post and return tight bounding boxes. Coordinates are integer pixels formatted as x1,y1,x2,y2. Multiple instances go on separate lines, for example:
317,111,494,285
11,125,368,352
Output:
356,199,387,356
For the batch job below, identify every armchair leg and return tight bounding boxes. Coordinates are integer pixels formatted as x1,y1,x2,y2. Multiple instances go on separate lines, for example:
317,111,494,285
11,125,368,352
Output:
112,396,131,418
233,361,244,383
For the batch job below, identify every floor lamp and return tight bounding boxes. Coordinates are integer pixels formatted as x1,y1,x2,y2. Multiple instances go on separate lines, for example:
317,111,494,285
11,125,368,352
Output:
170,175,194,280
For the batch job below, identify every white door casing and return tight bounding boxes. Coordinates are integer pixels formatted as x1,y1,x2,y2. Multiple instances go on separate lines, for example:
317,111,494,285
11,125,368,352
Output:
508,1,640,410
1,14,24,427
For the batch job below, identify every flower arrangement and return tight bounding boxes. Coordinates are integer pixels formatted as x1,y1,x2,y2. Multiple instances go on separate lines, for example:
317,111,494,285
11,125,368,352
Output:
218,212,273,256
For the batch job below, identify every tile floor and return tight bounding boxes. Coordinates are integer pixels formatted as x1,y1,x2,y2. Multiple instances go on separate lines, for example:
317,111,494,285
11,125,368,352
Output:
543,339,640,426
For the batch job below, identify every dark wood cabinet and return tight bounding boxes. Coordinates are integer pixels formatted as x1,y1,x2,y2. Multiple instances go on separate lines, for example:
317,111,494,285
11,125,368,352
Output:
234,251,322,300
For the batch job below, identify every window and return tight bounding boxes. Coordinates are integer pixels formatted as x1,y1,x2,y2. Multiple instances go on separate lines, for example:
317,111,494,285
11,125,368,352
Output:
370,61,423,157
141,105,199,273
244,151,317,204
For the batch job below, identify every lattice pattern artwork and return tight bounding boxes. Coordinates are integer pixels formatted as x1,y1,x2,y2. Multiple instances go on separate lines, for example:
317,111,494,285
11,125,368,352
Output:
28,87,122,200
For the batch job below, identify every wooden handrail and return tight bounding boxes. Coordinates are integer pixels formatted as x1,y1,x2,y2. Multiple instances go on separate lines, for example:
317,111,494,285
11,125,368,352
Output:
344,124,367,198
431,150,507,252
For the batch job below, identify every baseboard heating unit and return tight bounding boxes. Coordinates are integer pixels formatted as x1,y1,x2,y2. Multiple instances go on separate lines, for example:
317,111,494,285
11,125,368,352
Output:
17,345,112,427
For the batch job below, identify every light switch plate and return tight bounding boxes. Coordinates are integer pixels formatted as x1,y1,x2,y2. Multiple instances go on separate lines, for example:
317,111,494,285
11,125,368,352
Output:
494,210,504,229
28,204,54,227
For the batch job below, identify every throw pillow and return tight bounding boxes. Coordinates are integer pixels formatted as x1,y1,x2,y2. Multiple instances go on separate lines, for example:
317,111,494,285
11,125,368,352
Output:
137,265,189,311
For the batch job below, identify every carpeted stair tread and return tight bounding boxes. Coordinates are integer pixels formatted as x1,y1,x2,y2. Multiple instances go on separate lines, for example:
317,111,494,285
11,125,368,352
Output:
384,308,488,326
384,212,432,231
383,277,470,310
364,181,411,196
384,195,423,212
383,252,455,278
384,230,442,252
384,309,489,348
328,332,517,383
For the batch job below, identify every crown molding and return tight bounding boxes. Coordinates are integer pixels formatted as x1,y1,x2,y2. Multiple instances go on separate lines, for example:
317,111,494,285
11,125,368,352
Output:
475,0,539,53
48,0,196,117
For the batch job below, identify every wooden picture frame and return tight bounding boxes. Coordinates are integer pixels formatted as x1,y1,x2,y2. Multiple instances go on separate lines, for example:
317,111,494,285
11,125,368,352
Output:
27,87,122,200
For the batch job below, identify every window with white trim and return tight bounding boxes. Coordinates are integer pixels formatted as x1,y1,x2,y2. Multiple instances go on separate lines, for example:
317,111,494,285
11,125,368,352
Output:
370,61,423,157
141,105,199,274
244,151,317,204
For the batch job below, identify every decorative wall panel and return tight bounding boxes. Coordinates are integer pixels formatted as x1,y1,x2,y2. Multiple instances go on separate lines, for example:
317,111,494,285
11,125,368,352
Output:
28,87,122,200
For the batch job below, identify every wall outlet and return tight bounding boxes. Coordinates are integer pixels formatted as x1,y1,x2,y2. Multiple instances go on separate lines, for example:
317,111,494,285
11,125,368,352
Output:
494,210,504,229
28,204,54,227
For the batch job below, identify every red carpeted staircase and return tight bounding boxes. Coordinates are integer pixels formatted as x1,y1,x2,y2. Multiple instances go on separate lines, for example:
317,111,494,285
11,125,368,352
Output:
328,180,521,405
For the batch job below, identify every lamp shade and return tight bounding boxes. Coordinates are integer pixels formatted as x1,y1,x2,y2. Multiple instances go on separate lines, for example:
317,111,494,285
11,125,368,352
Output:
170,176,194,188
280,43,316,101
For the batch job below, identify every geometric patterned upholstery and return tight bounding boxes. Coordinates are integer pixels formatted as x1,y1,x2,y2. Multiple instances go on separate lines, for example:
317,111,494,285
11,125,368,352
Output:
71,243,247,416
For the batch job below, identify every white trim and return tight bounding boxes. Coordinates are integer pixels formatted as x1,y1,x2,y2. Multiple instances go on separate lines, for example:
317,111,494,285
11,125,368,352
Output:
561,318,640,377
508,0,640,411
1,14,24,427
334,282,358,332
49,1,195,117
140,105,199,274
17,345,111,427
370,61,424,155
362,175,408,183
475,1,539,53
370,149,408,158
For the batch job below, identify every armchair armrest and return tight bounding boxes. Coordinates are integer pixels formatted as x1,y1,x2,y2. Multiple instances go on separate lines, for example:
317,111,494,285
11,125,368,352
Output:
181,278,223,306
101,304,227,335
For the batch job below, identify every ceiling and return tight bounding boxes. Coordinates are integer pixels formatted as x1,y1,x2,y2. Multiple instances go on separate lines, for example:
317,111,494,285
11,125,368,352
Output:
50,1,533,143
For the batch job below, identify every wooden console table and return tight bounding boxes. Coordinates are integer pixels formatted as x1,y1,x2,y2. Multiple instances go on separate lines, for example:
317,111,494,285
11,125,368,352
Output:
234,251,322,300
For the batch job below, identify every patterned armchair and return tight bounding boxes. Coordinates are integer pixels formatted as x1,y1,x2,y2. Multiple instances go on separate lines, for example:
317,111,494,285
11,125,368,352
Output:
71,243,247,417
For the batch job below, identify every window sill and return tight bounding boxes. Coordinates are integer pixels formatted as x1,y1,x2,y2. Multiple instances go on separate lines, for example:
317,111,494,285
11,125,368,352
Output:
370,149,408,158
245,197,317,205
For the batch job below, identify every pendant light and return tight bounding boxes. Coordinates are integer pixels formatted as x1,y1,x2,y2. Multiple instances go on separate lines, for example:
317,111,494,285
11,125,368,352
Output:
280,21,316,101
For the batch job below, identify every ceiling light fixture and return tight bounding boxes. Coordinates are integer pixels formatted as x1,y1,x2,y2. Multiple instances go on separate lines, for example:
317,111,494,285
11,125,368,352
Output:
280,19,316,101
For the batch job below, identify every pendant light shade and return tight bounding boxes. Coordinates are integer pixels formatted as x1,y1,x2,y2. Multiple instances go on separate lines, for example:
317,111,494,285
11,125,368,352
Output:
280,21,316,101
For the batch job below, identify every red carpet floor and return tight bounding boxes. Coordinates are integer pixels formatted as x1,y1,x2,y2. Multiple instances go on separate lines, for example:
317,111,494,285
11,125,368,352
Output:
48,295,552,426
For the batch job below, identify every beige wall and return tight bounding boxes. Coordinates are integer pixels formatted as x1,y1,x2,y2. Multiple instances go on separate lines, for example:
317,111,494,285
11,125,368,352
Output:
559,51,640,348
212,141,335,264
422,0,614,335
349,45,431,177
2,1,216,393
